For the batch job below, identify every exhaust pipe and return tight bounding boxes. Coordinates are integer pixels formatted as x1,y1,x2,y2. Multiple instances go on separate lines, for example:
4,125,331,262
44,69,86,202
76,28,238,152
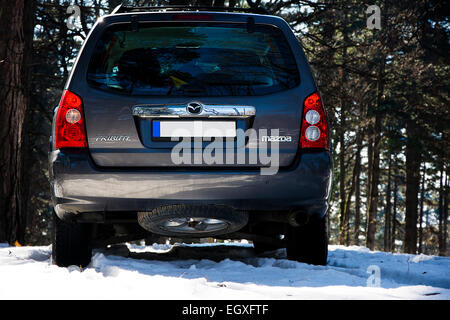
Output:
287,210,309,227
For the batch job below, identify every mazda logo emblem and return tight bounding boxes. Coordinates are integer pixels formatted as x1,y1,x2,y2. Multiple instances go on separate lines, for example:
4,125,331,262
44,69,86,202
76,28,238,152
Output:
186,102,203,115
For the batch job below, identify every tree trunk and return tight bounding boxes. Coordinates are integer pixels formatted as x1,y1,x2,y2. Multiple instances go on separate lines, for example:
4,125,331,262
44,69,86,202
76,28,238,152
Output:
366,59,385,251
404,118,421,254
391,165,398,251
438,164,448,256
0,0,32,244
338,10,349,246
418,164,425,253
384,155,392,252
353,131,362,245
366,117,381,251
443,170,449,256
342,157,358,246
18,0,35,245
338,124,347,244
338,122,347,245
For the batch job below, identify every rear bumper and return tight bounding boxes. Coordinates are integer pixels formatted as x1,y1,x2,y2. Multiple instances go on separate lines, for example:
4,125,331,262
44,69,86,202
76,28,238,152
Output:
49,149,332,220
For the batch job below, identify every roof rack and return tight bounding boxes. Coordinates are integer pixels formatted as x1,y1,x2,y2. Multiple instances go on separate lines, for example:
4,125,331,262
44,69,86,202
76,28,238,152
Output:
111,5,269,15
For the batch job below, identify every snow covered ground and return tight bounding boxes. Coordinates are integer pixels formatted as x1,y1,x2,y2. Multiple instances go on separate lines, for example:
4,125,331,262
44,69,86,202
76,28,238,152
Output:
0,242,449,300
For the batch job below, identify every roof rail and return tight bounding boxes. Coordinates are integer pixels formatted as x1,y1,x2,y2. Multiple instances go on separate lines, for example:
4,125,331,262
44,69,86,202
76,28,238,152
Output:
111,4,269,15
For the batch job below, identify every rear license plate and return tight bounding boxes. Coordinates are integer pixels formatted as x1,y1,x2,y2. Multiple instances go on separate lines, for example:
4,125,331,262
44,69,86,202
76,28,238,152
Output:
152,120,236,139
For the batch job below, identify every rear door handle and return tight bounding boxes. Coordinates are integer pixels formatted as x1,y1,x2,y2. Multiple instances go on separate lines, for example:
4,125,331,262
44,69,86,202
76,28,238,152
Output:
132,103,256,119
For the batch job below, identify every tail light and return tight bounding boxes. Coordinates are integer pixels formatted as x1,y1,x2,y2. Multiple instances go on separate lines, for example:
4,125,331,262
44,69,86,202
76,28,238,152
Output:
54,90,87,149
300,92,329,150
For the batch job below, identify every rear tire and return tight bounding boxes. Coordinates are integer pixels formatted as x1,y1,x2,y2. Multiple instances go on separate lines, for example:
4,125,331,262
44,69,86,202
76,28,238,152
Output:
286,215,328,265
52,212,92,268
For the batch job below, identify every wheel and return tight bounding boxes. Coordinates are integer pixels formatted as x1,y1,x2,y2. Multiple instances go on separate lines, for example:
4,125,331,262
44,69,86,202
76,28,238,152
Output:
286,215,328,265
52,211,92,268
138,205,248,238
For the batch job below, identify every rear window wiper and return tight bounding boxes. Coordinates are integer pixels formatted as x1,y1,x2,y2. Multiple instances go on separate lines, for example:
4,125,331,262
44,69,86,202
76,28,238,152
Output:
203,80,270,86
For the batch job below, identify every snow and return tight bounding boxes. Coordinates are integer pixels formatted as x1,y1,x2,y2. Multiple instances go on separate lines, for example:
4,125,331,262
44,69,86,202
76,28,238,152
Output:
0,242,449,300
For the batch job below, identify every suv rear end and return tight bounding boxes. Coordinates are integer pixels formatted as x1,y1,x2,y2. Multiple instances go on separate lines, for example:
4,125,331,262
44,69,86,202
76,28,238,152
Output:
49,7,332,267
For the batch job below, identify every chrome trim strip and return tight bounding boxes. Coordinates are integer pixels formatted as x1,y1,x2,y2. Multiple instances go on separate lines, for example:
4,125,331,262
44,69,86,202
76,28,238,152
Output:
132,104,256,118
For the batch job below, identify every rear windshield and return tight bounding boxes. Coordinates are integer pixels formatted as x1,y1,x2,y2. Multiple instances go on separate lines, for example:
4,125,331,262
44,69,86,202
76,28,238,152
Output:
87,22,300,96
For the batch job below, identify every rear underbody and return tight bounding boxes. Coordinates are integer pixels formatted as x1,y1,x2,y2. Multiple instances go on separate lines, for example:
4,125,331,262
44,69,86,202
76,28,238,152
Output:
51,149,331,222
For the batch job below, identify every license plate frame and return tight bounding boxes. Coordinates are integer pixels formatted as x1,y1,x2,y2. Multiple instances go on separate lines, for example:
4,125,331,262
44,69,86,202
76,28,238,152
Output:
152,120,237,141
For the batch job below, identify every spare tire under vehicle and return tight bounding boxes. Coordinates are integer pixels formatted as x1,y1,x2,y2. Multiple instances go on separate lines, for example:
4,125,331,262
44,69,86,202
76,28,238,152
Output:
138,205,249,238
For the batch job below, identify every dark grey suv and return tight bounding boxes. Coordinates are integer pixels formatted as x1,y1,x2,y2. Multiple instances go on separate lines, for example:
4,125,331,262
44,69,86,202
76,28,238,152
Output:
49,6,332,267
